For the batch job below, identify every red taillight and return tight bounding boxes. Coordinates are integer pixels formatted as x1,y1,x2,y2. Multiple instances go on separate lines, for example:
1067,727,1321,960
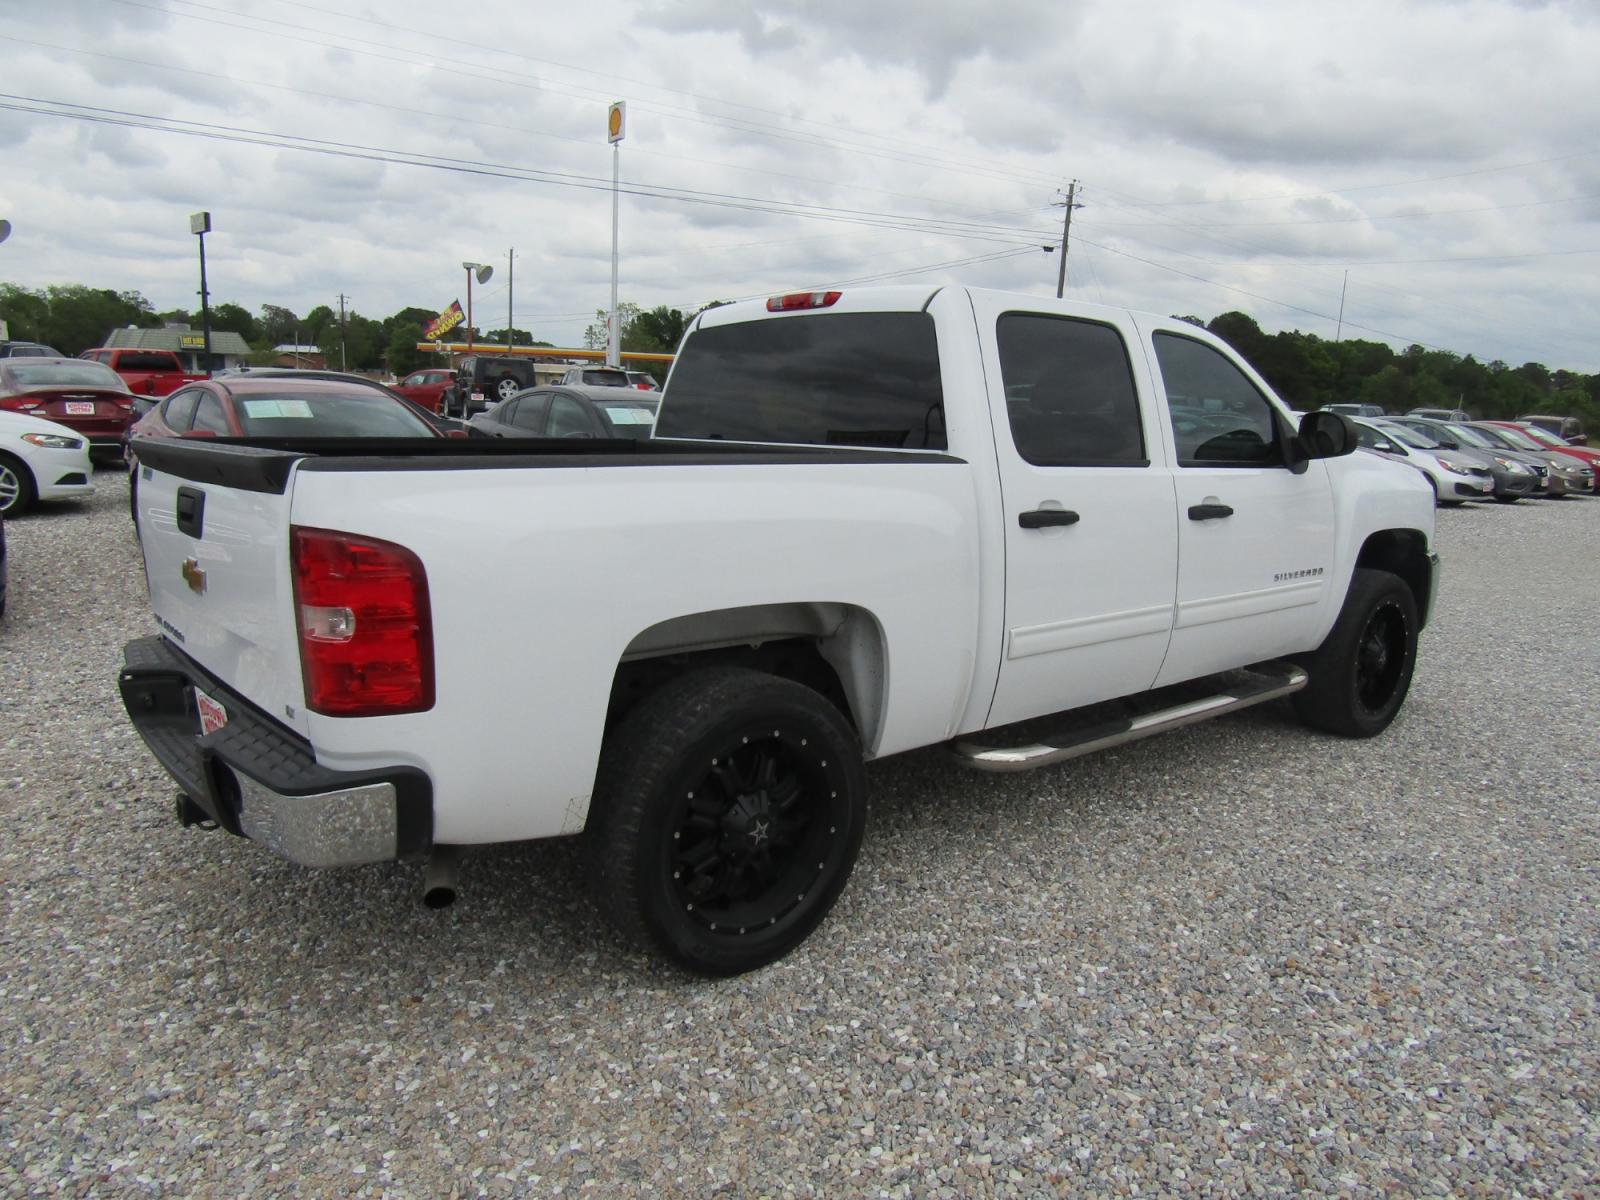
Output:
0,396,41,413
290,527,434,717
766,290,842,312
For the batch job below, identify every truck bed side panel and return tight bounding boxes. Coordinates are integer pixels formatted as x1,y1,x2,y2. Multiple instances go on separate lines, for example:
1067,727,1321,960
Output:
288,458,982,845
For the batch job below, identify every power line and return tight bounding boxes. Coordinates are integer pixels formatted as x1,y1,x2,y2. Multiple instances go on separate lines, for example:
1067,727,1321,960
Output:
0,32,1056,223
0,95,1057,247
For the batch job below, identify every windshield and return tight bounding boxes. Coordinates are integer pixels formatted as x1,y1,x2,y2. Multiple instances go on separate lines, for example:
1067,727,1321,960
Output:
1483,424,1542,450
1443,422,1494,449
1515,424,1565,448
595,398,659,439
1379,423,1437,450
4,361,128,391
233,390,437,437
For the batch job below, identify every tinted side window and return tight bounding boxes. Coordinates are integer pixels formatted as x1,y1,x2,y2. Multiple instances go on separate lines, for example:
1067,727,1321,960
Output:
513,393,552,432
1154,333,1284,467
548,395,597,437
193,394,230,434
163,389,201,430
657,312,945,450
996,314,1145,466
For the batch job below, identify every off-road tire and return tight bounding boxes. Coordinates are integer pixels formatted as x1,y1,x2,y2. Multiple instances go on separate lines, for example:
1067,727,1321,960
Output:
495,375,520,402
1292,567,1418,738
586,667,866,976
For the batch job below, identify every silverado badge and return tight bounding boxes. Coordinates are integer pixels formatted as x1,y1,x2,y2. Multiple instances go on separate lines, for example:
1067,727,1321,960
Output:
182,558,207,595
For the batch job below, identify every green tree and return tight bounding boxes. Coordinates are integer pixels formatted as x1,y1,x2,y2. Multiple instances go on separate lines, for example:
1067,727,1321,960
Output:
584,302,643,351
210,302,260,344
386,324,427,377
629,306,691,353
302,304,336,345
484,327,551,347
0,284,51,344
1206,311,1269,369
258,304,300,347
30,286,161,355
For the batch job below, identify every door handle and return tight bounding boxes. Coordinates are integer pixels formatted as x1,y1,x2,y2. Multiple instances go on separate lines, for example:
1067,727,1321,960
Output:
1187,503,1234,521
1018,508,1080,529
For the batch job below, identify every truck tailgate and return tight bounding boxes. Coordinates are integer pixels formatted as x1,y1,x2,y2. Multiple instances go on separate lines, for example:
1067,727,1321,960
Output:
134,444,309,738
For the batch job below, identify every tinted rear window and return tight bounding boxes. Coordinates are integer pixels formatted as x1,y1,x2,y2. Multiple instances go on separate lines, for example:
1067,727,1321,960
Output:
657,312,945,450
117,352,181,371
233,390,435,437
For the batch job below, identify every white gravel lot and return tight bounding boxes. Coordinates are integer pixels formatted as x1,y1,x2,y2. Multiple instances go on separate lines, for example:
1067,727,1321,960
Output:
1,470,1597,1198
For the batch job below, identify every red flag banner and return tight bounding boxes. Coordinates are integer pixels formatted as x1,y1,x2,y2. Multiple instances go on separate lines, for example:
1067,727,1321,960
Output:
424,300,466,341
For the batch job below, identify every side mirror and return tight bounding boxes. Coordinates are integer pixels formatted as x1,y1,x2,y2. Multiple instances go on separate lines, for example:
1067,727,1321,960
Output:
1296,410,1357,459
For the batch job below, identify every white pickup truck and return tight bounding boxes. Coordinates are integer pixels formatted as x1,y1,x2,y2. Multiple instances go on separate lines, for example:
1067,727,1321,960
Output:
120,285,1438,975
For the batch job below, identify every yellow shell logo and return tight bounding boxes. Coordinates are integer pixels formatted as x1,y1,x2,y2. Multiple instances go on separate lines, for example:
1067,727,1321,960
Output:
607,102,625,143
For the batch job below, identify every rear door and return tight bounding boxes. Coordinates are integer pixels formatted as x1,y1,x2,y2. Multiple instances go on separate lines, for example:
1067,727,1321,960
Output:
974,296,1179,729
136,444,310,736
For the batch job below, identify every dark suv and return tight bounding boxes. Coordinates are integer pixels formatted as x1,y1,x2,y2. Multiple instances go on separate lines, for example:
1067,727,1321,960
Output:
447,356,542,416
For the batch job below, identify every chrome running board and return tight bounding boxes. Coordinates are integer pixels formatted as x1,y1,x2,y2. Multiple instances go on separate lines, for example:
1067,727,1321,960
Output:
950,662,1308,773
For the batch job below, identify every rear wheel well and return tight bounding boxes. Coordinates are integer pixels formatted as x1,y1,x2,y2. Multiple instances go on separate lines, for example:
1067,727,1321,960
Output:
1355,529,1433,626
605,603,886,748
608,638,852,735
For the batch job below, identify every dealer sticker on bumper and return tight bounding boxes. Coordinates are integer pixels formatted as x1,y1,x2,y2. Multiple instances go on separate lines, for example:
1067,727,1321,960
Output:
195,687,229,736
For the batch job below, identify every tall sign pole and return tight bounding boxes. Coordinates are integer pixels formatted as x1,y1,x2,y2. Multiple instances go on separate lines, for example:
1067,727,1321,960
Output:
607,101,626,368
507,248,515,350
190,212,213,377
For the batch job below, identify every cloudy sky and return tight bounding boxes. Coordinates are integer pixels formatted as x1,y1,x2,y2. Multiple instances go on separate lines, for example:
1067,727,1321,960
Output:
2,0,1597,371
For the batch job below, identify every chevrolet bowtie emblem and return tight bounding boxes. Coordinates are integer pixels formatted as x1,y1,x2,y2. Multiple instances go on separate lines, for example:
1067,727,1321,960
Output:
182,558,207,595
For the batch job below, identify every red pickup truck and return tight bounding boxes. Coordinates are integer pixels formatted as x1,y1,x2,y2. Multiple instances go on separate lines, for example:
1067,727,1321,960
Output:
81,348,206,397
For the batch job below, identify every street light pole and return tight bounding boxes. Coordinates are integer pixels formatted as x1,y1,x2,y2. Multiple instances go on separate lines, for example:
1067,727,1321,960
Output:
190,212,213,377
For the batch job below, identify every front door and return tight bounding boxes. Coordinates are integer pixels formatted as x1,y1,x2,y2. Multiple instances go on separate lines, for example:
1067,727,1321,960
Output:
1134,318,1336,687
977,298,1179,730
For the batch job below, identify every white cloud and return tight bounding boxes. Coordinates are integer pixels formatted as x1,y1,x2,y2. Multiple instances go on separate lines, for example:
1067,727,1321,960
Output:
0,0,1594,369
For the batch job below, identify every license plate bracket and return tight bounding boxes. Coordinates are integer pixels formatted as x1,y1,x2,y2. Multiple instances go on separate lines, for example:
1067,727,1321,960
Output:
195,687,229,736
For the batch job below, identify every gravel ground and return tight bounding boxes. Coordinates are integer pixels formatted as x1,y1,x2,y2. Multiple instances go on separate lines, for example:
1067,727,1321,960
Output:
2,472,1597,1198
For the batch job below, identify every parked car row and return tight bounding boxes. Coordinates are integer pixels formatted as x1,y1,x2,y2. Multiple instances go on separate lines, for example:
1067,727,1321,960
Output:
1349,415,1596,504
466,384,660,440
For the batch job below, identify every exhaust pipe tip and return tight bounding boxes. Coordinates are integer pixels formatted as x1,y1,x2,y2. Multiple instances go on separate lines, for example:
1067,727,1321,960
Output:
422,845,461,909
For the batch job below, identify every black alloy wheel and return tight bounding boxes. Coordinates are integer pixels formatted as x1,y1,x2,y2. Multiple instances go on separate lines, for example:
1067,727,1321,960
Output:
1353,599,1409,715
587,667,866,976
1292,567,1418,738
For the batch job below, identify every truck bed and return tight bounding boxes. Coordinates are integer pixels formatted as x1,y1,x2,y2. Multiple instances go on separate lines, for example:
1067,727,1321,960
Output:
132,436,963,493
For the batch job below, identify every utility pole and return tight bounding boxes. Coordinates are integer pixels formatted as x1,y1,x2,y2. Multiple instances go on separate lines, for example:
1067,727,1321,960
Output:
507,247,515,351
337,293,349,371
1335,270,1349,343
1052,181,1082,299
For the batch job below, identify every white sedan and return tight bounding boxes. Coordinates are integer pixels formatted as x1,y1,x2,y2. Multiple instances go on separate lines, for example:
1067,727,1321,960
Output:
0,408,96,516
